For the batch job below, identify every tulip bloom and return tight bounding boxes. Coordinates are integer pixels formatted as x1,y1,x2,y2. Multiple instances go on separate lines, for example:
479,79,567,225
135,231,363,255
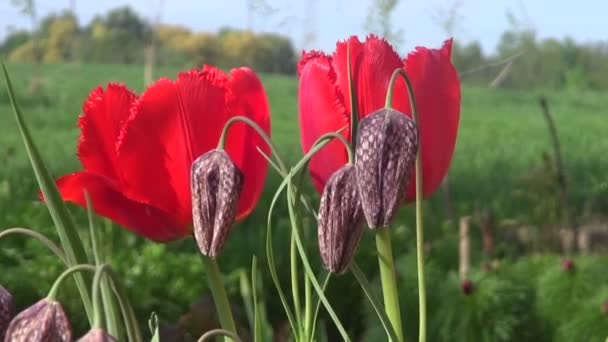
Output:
53,66,271,241
298,35,460,201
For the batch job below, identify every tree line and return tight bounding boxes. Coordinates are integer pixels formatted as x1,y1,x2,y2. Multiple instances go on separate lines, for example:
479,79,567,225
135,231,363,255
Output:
2,5,608,90
0,6,297,74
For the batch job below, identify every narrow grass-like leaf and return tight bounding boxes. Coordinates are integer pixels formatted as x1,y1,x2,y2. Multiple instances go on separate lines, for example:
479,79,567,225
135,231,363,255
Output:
251,256,262,342
310,273,331,342
1,62,93,324
266,179,298,338
85,192,122,339
286,175,351,341
351,262,399,342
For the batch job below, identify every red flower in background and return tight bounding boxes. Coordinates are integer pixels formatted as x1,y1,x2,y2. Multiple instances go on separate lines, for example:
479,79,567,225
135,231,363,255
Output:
298,35,460,201
53,66,271,241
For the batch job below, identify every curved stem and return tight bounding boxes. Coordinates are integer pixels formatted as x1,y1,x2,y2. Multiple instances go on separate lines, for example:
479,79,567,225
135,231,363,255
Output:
286,177,351,341
198,329,243,342
47,264,96,300
217,115,287,172
201,256,237,342
264,131,354,341
0,227,67,265
385,68,426,342
375,230,403,342
107,270,143,342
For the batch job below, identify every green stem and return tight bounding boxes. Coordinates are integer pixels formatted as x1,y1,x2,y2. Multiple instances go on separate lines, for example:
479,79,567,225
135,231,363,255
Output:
303,270,312,341
198,329,243,342
375,229,404,342
290,232,303,338
309,273,331,342
0,227,67,265
2,62,93,324
108,271,143,342
351,262,399,342
385,68,426,342
47,264,96,301
286,178,351,342
217,115,287,172
92,264,110,329
85,192,121,339
201,256,237,342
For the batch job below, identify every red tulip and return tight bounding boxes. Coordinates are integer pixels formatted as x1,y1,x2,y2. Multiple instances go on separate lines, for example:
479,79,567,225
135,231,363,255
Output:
298,35,460,201
52,66,271,241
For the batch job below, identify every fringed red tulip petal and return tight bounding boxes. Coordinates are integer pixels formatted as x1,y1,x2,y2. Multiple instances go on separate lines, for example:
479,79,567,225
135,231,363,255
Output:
77,84,137,179
402,39,460,200
298,52,349,193
225,67,271,219
52,65,270,242
333,35,409,118
116,68,229,223
56,172,184,241
298,36,460,204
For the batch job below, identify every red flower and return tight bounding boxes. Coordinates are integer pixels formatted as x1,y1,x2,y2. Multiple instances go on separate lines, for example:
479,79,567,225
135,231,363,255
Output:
52,66,271,241
298,35,460,201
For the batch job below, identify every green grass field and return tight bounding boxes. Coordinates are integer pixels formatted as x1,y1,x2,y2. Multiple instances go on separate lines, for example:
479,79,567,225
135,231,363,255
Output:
1,62,607,340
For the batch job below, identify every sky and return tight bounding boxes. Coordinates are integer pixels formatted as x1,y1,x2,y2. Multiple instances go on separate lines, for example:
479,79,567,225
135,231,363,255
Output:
1,0,607,55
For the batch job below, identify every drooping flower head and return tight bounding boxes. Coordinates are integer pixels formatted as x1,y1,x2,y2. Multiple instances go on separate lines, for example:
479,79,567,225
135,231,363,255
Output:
317,164,364,273
52,66,271,241
298,35,460,202
77,328,118,342
4,298,72,342
0,285,13,340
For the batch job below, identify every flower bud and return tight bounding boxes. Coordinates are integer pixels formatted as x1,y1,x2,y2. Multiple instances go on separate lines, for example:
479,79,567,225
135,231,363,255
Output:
561,259,575,272
318,164,365,274
0,285,14,340
78,328,118,342
4,298,72,342
602,300,608,315
461,279,475,296
355,108,418,229
191,150,244,258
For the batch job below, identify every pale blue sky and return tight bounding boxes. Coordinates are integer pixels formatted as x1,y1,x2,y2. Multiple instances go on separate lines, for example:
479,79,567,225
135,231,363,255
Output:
1,0,606,55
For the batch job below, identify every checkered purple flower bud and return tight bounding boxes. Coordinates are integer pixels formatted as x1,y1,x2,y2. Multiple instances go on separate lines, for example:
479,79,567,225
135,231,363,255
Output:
4,298,72,342
0,285,14,340
191,150,244,258
77,328,118,342
355,108,418,229
318,164,365,274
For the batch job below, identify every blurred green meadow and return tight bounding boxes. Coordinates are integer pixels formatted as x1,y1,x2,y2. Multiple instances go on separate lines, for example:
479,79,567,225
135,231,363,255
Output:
1,62,608,340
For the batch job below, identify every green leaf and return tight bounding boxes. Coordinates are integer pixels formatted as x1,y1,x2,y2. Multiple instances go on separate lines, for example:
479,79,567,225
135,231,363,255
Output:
1,61,94,324
351,262,400,342
286,174,351,342
149,313,160,342
266,176,298,337
86,192,122,339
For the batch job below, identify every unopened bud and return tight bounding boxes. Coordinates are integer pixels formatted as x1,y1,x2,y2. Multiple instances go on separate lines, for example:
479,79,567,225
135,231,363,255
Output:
602,300,608,315
4,298,72,342
561,259,575,272
461,279,475,296
191,150,244,258
355,108,418,229
0,285,14,340
318,164,364,274
78,328,118,342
